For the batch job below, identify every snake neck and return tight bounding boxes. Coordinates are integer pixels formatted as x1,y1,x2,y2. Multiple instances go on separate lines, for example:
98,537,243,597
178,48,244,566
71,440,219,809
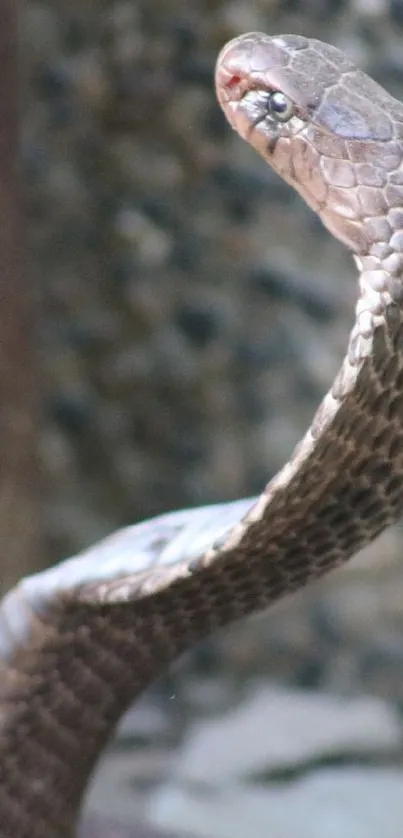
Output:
1,259,403,838
2,289,403,838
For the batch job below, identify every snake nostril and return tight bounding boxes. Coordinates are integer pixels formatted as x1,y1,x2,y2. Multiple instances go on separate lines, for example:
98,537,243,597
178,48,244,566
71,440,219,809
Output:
226,73,242,89
216,61,242,93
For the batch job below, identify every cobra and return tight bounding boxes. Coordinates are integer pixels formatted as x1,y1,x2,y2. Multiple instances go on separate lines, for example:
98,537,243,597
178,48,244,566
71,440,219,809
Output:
1,32,403,838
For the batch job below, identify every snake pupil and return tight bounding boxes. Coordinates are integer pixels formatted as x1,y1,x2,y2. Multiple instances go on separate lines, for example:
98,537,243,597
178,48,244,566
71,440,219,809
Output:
268,91,293,122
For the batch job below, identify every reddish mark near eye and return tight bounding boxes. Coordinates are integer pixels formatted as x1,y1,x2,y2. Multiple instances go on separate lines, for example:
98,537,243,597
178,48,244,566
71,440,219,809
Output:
226,74,242,88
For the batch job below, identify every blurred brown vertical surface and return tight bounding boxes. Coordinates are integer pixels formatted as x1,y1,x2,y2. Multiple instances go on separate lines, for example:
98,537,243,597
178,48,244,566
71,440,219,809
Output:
0,0,41,592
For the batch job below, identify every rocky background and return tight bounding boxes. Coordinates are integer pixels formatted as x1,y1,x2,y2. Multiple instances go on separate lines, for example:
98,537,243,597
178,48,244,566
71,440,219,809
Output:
14,0,403,835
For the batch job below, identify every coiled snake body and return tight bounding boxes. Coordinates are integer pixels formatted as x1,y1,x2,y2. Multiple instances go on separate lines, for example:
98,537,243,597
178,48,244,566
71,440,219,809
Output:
2,31,403,838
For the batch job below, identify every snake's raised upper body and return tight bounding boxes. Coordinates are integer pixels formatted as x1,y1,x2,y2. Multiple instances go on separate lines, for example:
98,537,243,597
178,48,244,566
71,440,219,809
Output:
2,30,403,838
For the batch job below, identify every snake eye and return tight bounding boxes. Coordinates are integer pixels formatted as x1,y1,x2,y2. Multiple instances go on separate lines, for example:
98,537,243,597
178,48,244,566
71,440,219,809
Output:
267,91,294,122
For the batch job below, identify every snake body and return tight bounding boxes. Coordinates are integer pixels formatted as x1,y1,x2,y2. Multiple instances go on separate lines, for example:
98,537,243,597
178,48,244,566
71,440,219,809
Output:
2,31,403,837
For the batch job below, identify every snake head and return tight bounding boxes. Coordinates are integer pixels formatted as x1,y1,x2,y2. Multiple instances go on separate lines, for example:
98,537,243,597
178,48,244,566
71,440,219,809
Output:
215,32,403,255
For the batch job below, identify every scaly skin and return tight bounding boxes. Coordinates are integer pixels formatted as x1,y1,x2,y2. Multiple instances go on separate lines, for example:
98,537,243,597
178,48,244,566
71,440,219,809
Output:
2,32,403,838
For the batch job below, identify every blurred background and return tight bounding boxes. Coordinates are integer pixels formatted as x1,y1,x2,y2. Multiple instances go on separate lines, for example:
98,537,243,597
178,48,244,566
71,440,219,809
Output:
7,0,403,835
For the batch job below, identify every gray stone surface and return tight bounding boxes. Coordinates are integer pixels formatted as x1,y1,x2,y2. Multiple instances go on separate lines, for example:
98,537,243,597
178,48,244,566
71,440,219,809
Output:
150,768,403,838
161,684,402,782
